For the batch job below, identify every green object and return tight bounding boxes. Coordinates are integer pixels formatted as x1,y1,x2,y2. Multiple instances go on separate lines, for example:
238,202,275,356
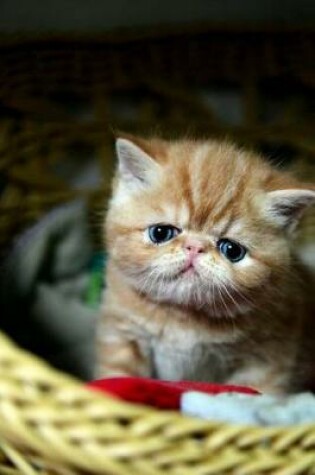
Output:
86,253,106,308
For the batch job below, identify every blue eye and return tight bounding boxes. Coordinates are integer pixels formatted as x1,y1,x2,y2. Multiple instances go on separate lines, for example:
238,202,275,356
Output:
218,238,247,263
148,225,180,244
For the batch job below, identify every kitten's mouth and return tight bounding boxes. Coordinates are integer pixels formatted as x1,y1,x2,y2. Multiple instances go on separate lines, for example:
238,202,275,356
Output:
178,263,198,277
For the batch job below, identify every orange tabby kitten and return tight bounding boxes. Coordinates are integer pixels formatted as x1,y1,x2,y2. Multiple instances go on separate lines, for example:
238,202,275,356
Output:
97,135,315,394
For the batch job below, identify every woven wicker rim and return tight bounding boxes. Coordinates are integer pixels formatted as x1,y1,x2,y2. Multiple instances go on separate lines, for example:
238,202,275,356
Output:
0,331,314,474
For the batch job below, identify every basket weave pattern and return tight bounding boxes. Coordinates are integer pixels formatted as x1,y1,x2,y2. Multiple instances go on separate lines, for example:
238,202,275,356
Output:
1,28,315,250
0,332,314,474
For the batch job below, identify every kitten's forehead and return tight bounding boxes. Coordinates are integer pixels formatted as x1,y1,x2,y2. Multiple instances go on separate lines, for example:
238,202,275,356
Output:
113,138,277,233
163,140,255,230
161,203,190,227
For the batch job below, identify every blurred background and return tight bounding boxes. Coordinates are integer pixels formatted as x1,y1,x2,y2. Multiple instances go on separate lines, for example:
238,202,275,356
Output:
0,0,314,380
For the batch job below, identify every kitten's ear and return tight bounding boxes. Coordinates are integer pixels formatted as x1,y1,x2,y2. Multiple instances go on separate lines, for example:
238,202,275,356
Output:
116,138,161,188
264,189,315,232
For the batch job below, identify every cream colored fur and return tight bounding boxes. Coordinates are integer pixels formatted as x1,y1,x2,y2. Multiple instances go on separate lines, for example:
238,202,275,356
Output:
97,136,315,394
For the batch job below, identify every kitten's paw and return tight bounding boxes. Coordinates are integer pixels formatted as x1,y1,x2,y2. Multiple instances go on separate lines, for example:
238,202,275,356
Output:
94,366,133,379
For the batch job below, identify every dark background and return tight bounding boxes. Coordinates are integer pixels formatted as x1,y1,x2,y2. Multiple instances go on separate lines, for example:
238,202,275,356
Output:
1,0,314,31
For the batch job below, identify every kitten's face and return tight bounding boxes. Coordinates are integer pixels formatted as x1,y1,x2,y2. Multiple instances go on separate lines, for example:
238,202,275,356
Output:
106,137,314,317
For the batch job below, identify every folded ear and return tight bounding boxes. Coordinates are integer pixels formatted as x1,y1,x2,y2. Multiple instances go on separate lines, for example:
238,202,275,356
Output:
116,138,161,189
264,189,315,232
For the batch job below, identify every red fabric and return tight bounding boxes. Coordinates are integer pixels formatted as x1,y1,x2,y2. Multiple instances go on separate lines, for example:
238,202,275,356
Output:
88,377,259,410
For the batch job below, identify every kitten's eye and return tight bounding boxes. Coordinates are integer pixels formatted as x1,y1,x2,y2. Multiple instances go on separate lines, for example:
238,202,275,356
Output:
148,225,180,244
217,238,247,263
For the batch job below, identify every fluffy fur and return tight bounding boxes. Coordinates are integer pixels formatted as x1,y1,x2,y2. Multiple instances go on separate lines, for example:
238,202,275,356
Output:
97,135,315,394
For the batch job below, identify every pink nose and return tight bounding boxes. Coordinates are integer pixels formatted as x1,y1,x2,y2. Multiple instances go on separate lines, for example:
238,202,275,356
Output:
183,238,205,255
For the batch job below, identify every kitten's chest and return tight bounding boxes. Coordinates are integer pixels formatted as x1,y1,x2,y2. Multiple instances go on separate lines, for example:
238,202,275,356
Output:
151,326,238,382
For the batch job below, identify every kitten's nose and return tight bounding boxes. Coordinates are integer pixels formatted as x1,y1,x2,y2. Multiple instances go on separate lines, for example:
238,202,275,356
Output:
183,238,205,256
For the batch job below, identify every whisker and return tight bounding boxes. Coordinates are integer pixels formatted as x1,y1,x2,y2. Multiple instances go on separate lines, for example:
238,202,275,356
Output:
217,284,232,318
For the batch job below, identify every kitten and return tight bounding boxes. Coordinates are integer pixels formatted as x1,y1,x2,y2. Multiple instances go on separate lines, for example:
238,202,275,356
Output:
97,135,315,394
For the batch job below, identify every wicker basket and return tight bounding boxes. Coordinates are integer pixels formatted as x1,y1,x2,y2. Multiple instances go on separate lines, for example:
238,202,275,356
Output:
1,27,315,250
0,331,315,475
0,28,314,474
